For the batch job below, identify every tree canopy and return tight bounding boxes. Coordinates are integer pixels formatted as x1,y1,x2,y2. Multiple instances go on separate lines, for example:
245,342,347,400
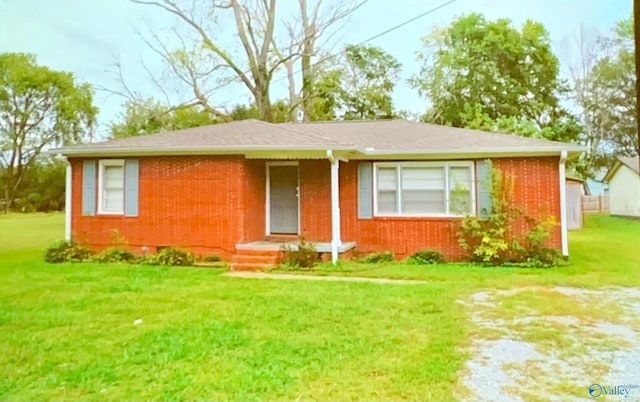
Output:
311,44,401,120
410,13,578,142
0,52,97,211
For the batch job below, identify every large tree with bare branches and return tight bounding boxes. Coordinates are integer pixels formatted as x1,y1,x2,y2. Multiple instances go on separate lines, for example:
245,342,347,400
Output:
130,0,366,123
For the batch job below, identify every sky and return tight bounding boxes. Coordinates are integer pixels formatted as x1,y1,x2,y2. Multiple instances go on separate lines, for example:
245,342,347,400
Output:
0,0,631,139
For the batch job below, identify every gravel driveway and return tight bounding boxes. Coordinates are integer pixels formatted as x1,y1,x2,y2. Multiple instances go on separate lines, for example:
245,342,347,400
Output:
456,287,640,401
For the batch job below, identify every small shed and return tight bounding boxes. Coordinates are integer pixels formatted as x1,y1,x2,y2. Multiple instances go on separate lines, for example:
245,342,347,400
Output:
565,177,585,230
603,156,640,218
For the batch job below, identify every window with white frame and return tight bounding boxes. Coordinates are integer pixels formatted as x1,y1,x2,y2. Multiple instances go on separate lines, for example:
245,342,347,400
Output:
374,162,474,216
98,160,125,214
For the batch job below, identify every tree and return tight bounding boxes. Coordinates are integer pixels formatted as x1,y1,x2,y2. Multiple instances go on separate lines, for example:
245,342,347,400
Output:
132,0,279,121
111,99,218,138
230,99,292,123
312,44,401,120
279,0,368,121
110,97,294,139
562,25,611,175
14,156,67,212
0,53,97,212
131,0,366,123
586,18,637,158
410,13,567,130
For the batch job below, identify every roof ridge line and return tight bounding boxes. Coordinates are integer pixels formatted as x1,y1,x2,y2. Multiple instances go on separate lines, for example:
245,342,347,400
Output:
273,122,355,147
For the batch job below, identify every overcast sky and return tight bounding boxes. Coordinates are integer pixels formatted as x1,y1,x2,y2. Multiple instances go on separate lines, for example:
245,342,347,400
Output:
0,0,631,139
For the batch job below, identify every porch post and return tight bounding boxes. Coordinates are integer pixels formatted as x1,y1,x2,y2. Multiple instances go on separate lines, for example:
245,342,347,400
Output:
65,159,72,241
559,151,568,256
327,150,342,264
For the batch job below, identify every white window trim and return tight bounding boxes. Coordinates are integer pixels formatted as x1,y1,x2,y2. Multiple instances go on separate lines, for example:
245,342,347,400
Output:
372,161,476,218
98,159,125,215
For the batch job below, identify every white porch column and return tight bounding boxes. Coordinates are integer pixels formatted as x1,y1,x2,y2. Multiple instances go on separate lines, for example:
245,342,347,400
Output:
65,160,72,241
559,151,568,256
327,150,342,264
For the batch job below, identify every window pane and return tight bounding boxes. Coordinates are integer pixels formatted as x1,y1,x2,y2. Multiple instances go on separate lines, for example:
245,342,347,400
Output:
449,166,472,214
402,167,443,189
103,188,123,211
104,165,124,189
402,189,446,213
102,164,124,212
377,167,397,190
377,190,397,213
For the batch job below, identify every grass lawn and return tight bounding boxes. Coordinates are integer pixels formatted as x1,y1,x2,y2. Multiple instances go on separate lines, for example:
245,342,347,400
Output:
0,213,638,400
280,214,640,289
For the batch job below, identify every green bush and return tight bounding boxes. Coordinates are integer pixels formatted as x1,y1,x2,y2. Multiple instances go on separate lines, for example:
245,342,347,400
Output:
201,254,222,263
45,240,93,263
407,249,445,265
91,247,136,264
457,162,561,266
361,251,395,264
154,247,195,266
281,238,319,269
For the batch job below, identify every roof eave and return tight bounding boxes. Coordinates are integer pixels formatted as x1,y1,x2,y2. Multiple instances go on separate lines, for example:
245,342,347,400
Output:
355,146,585,159
50,145,354,157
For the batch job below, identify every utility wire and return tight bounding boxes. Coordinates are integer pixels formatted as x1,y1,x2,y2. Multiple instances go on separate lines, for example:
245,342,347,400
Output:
219,0,457,107
106,0,457,131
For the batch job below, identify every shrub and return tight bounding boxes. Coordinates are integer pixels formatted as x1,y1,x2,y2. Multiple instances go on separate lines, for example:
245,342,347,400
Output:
45,240,93,263
154,247,195,266
407,249,445,265
91,247,136,263
361,251,395,264
457,161,561,266
201,254,222,263
281,238,319,269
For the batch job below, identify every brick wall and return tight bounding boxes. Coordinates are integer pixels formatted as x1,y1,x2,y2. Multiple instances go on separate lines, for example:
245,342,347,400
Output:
339,156,562,260
70,155,252,260
71,155,562,262
299,160,332,241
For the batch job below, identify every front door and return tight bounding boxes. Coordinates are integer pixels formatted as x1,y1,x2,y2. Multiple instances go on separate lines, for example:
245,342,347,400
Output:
268,164,299,234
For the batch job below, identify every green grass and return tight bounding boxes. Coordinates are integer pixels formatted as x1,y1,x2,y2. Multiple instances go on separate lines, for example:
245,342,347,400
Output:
279,214,640,288
0,213,638,400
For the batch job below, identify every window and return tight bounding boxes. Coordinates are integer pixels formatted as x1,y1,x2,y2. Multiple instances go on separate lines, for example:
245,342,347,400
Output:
98,160,125,214
373,162,474,216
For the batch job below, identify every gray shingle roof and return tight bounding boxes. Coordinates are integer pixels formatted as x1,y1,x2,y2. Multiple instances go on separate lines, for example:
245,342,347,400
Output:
53,119,585,157
285,120,580,153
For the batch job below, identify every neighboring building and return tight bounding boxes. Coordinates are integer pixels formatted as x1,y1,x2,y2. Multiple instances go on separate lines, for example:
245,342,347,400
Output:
604,156,640,218
53,119,583,269
586,178,608,196
565,177,585,230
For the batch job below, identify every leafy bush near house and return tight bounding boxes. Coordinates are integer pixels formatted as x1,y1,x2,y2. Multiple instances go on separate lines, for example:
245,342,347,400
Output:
281,238,319,269
457,161,562,267
361,251,395,264
91,247,136,264
44,240,93,263
153,247,195,266
407,249,445,265
200,254,222,263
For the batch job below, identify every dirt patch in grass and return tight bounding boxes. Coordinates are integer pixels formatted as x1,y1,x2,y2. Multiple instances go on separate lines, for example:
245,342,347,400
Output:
457,286,640,401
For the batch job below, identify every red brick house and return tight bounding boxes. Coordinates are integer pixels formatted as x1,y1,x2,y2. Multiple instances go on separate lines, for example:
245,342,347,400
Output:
54,119,583,269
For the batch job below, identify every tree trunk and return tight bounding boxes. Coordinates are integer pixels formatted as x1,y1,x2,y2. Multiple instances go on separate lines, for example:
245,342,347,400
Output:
285,59,297,122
